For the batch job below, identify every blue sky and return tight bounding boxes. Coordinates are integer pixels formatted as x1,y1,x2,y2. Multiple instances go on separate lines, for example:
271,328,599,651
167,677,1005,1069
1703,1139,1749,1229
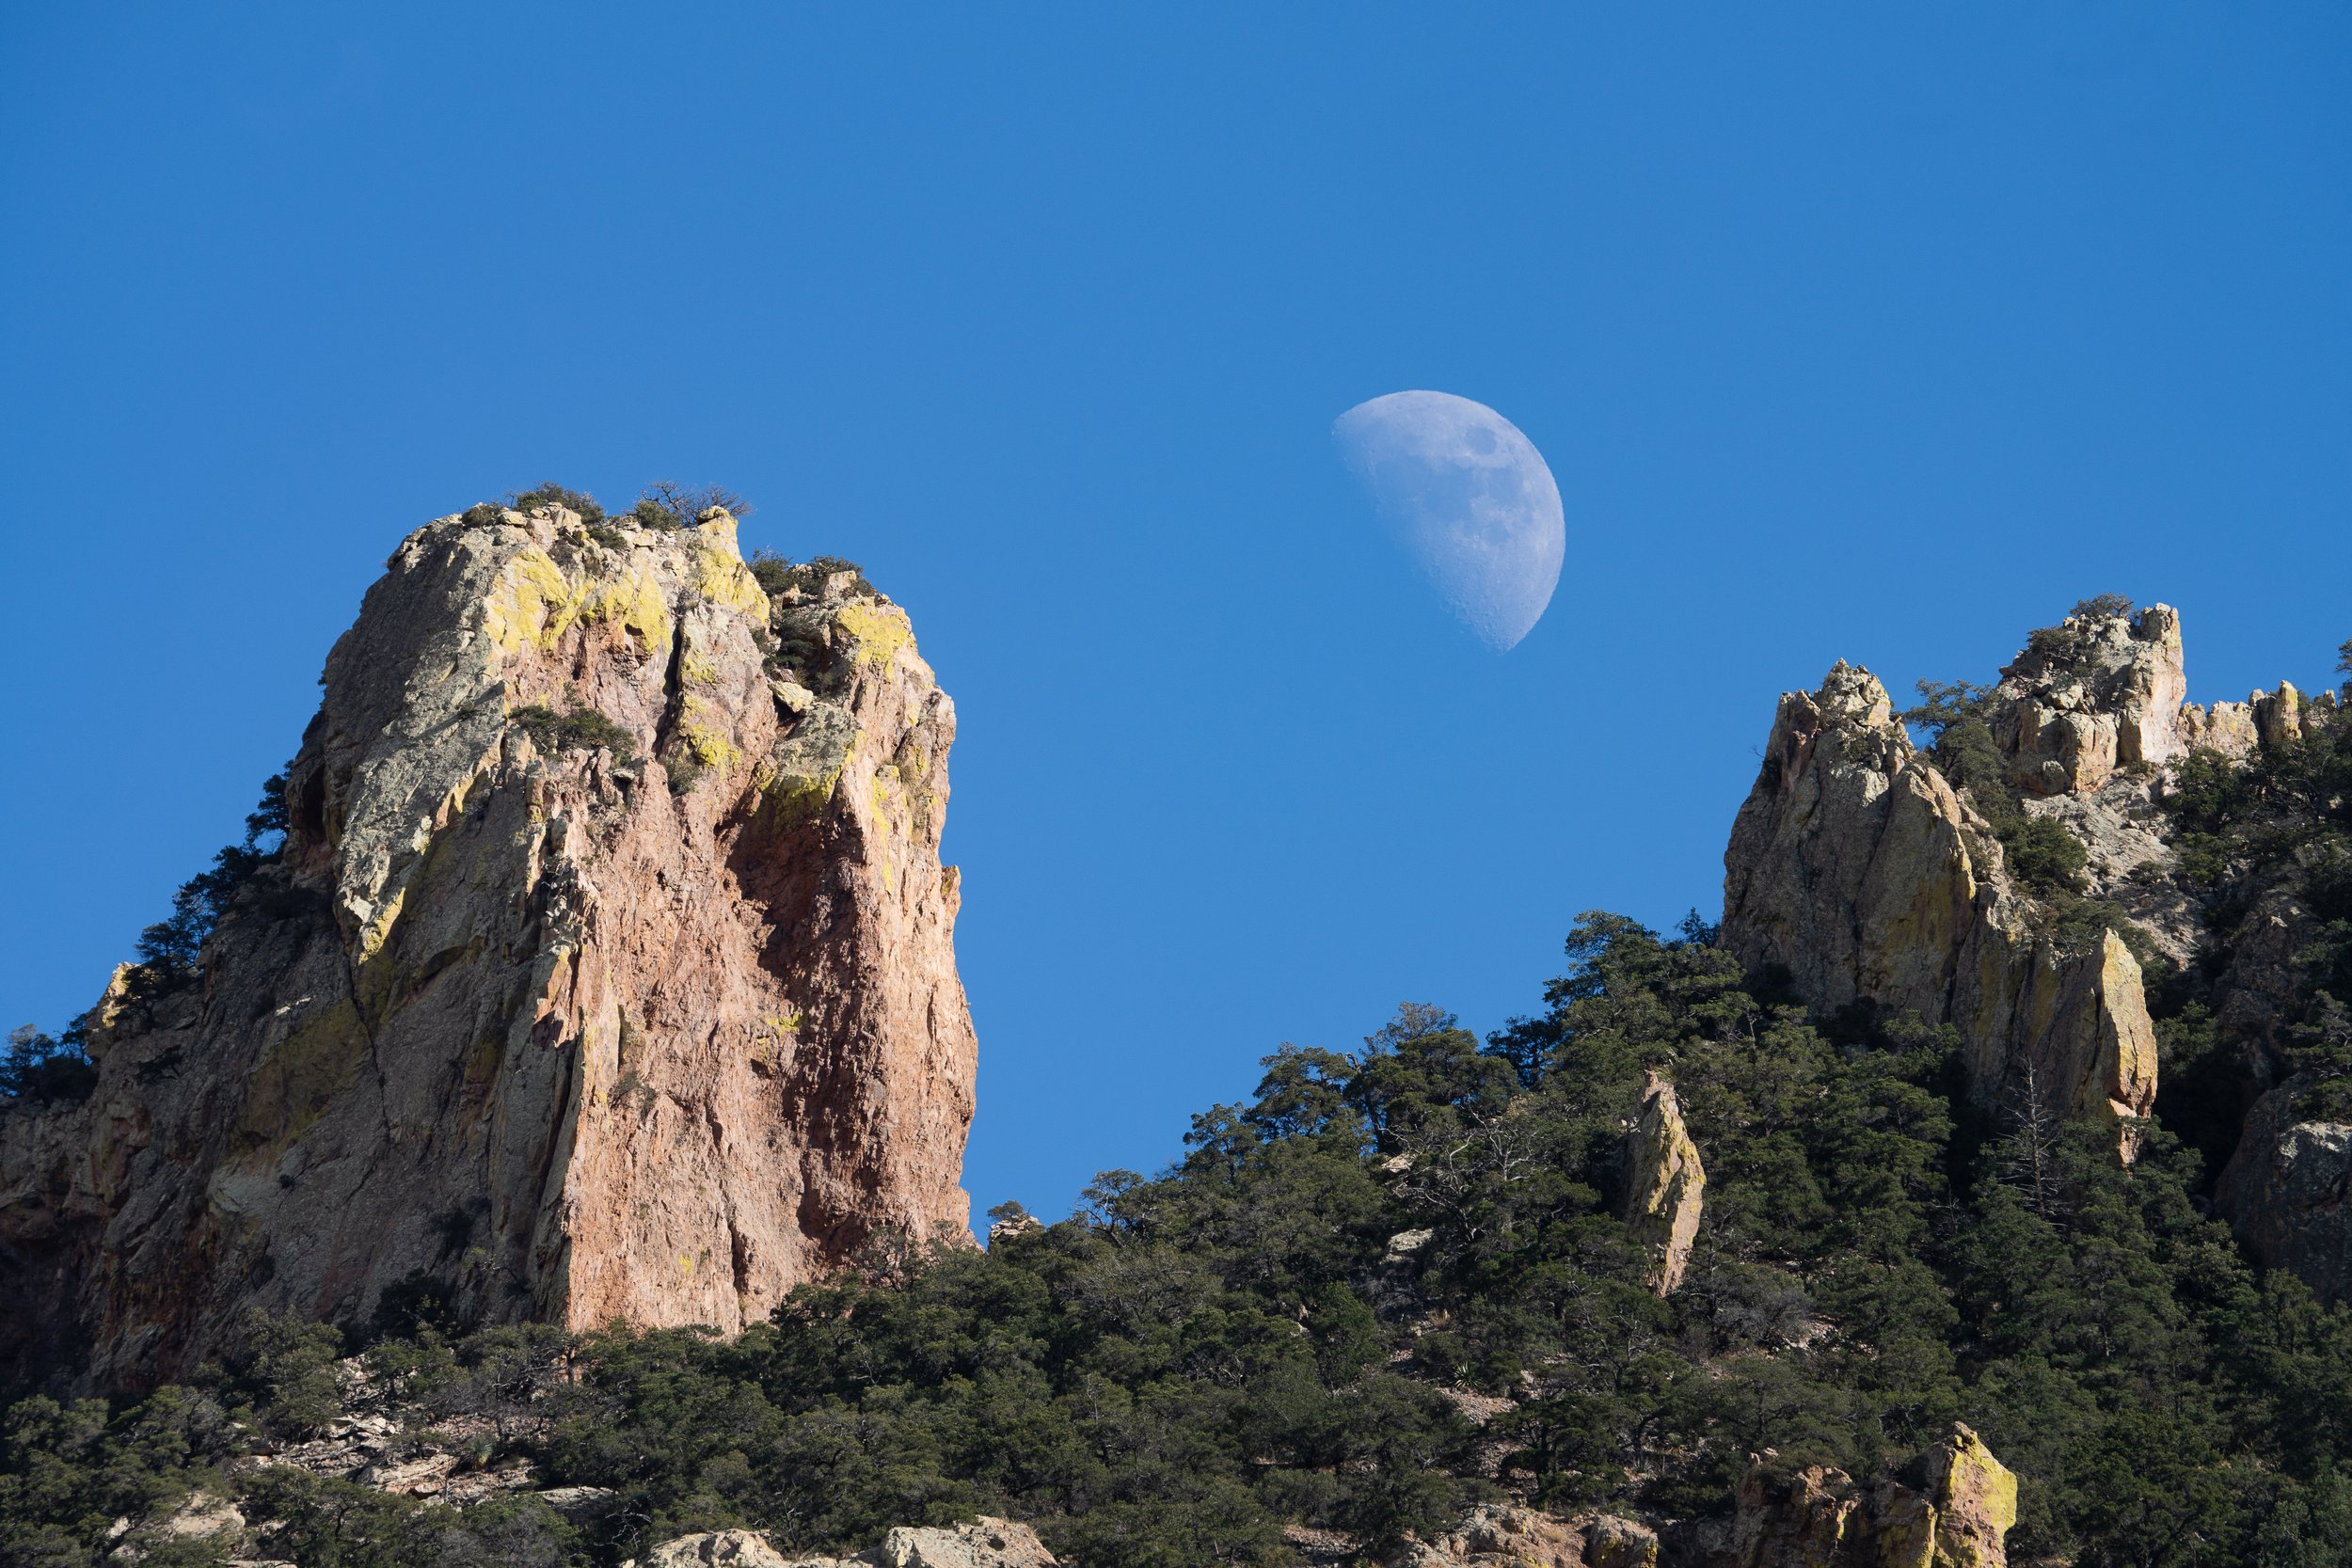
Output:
3,6,2346,1224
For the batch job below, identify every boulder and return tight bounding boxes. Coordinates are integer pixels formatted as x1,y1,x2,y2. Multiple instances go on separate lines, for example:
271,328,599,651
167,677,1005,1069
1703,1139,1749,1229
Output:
1922,1424,2018,1568
103,1491,246,1562
1708,1424,2016,1568
2215,1084,2352,1306
1407,1506,1660,1568
631,1533,791,1568
1731,1463,1862,1567
1582,1514,1660,1568
1410,1504,1588,1566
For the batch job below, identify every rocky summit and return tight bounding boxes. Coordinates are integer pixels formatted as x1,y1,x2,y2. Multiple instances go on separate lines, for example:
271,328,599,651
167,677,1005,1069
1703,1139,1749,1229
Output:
0,499,977,1389
1724,600,2350,1300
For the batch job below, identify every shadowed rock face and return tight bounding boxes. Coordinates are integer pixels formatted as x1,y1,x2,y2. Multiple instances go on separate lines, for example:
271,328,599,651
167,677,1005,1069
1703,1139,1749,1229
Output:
0,505,977,1390
1720,657,2158,1141
2216,1090,2352,1306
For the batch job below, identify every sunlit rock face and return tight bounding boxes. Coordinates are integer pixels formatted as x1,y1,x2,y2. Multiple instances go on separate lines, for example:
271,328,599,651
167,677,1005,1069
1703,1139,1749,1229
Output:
0,505,977,1390
1994,604,2189,796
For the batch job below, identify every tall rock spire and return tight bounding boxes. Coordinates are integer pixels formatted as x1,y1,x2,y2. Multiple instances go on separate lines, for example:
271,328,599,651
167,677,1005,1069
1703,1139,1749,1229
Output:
0,501,977,1389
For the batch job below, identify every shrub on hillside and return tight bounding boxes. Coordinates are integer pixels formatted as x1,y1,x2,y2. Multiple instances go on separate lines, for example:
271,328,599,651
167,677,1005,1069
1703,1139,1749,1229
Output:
631,483,749,531
510,704,639,765
510,483,606,524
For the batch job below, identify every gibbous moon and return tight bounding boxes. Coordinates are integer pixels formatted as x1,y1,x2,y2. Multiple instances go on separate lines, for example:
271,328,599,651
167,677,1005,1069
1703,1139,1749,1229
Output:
1333,390,1565,652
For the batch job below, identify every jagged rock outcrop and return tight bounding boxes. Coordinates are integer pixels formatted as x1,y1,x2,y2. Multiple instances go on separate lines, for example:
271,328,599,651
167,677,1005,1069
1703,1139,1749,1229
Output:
1993,604,2188,796
633,1519,1057,1568
1721,599,2352,1303
1674,1423,2016,1568
1619,1071,1704,1295
0,503,977,1389
1406,1505,1657,1568
1721,653,2158,1137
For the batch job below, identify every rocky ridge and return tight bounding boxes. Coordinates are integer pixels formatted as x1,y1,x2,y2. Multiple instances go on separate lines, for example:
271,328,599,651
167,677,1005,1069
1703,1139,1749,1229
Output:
0,501,978,1388
1721,629,2167,1143
1723,599,2352,1299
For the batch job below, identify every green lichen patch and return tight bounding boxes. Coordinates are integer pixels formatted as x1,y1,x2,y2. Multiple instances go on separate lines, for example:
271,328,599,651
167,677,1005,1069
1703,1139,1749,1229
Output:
757,706,860,832
230,999,369,1162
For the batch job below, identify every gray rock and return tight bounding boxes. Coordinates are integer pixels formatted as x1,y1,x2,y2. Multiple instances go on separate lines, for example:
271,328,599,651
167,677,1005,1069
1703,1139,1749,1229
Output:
1721,660,2156,1143
536,1484,625,1521
2215,1085,2352,1306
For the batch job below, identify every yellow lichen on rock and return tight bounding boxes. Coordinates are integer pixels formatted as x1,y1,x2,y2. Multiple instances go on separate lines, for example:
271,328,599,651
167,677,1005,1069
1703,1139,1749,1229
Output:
355,887,406,963
870,763,901,824
694,543,769,620
483,547,589,657
2092,928,2159,1128
835,600,914,672
591,563,674,657
485,547,677,664
1870,1494,1939,1568
678,699,742,776
1925,1423,2017,1568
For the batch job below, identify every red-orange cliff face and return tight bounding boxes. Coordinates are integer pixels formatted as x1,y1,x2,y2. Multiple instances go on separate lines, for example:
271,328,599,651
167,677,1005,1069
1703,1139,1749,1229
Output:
0,503,977,1388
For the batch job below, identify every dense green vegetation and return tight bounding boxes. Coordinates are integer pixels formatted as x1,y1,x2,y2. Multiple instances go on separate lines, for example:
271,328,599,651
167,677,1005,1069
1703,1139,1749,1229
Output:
12,913,2352,1567
127,774,291,991
750,550,877,607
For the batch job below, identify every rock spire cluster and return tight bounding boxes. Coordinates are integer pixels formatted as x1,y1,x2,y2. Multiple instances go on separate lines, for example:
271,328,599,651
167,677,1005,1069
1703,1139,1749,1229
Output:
1723,598,2352,1303
1721,630,2168,1145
